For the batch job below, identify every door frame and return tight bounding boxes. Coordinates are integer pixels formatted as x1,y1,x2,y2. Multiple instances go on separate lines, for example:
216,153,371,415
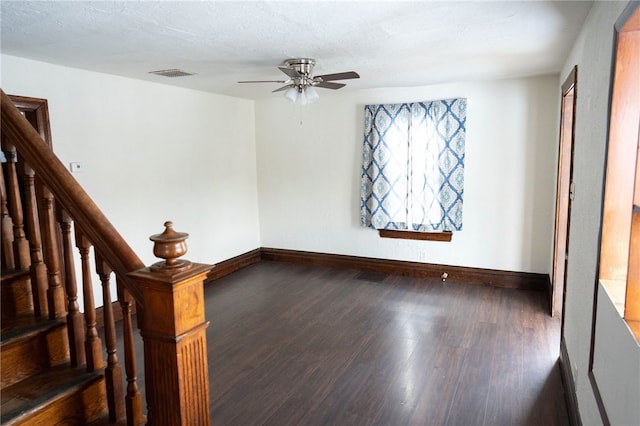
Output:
552,66,578,320
8,95,54,148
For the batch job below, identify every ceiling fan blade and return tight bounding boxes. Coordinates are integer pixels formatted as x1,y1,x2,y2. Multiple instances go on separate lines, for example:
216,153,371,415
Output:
315,71,360,82
272,84,295,93
315,81,346,90
278,66,302,79
238,80,288,83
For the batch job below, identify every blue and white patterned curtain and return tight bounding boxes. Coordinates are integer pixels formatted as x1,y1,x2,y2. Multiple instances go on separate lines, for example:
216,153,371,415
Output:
360,98,466,231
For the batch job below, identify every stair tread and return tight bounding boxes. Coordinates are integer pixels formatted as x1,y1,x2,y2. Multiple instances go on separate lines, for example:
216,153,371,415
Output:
0,268,30,285
0,315,66,345
0,364,102,424
87,415,129,426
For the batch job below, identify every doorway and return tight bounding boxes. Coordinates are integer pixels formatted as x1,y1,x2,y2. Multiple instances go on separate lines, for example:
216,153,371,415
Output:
552,66,577,319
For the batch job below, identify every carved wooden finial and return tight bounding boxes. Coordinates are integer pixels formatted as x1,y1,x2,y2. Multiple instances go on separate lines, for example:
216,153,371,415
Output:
149,221,191,272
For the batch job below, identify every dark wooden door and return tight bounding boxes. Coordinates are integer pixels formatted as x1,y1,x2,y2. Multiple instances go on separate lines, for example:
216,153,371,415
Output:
552,66,577,319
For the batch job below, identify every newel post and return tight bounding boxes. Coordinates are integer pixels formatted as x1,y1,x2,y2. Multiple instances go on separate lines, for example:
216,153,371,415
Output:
128,222,212,425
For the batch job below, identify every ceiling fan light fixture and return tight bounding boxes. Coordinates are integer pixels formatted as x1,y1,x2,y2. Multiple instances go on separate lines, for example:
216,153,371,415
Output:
284,87,298,103
298,89,308,105
305,86,320,104
283,85,319,105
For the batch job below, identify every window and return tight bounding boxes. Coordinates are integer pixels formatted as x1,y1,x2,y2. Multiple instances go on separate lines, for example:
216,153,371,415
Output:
598,5,639,341
360,98,466,239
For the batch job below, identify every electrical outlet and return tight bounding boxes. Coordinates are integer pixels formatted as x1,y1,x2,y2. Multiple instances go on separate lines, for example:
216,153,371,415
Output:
419,250,427,261
70,162,83,172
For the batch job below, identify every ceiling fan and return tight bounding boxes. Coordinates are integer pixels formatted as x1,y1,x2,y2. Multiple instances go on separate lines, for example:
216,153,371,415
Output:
238,58,360,104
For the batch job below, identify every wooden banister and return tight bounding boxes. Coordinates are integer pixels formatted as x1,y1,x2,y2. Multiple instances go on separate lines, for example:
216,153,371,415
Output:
0,89,144,302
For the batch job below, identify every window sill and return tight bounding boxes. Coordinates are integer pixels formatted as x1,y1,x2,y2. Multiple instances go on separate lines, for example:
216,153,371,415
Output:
378,229,453,242
601,279,640,343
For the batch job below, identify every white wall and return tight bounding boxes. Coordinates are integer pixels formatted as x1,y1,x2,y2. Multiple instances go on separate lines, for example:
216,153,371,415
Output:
1,54,261,275
256,76,559,274
559,1,640,425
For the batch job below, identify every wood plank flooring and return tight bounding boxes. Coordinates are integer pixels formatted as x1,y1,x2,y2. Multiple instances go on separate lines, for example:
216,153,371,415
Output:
204,261,568,425
119,260,569,425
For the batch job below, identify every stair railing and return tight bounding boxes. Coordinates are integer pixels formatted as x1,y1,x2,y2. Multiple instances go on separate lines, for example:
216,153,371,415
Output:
1,89,212,425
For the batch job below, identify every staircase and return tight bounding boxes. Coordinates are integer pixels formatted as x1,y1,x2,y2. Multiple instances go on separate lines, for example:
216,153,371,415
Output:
0,90,213,425
1,281,107,424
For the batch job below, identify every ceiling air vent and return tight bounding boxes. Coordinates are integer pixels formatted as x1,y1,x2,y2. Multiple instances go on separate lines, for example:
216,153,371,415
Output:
148,69,195,78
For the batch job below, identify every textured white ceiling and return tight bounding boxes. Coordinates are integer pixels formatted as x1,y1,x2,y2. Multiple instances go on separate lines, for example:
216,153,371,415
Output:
1,1,593,100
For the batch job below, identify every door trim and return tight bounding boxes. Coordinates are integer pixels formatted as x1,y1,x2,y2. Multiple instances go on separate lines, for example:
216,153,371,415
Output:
552,66,578,319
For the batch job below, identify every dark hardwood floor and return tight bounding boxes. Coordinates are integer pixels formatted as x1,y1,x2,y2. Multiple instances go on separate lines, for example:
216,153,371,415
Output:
120,260,569,425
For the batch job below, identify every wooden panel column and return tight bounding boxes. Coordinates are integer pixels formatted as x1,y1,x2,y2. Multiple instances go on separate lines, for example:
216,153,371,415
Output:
23,163,49,317
2,141,30,269
58,208,85,366
0,165,15,270
116,280,144,426
129,222,212,426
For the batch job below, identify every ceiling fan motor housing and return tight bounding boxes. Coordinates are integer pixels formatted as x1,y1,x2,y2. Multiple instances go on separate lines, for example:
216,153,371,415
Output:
284,58,315,76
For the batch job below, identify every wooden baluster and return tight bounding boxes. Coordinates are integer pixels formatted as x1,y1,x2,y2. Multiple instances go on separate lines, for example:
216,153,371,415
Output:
2,142,30,269
130,222,212,426
40,186,66,318
75,225,104,371
22,162,49,317
95,253,125,422
58,207,85,366
117,279,144,426
0,163,15,270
